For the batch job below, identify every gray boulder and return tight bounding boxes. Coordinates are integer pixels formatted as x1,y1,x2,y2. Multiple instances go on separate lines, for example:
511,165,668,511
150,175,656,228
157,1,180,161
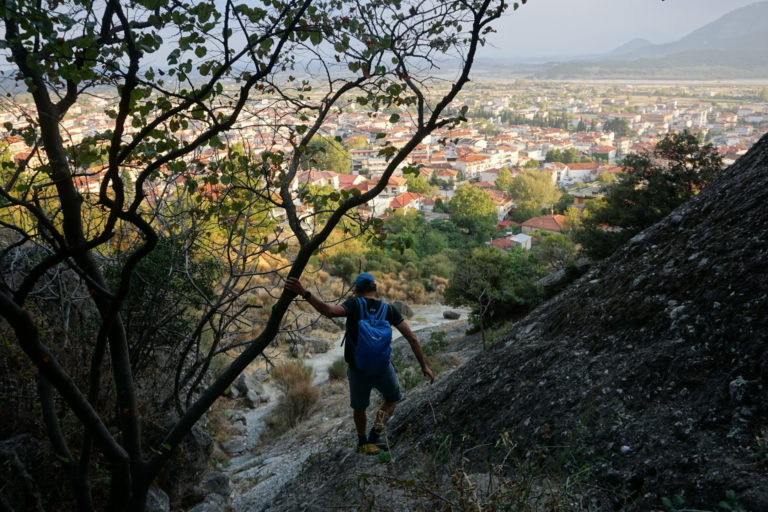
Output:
392,300,414,318
220,437,249,456
234,372,266,408
536,260,592,298
146,487,170,512
186,494,226,512
443,310,461,320
306,337,331,354
244,389,269,408
198,471,231,498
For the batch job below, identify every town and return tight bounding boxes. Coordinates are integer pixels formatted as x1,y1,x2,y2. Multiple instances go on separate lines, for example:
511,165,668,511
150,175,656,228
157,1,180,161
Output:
2,79,766,249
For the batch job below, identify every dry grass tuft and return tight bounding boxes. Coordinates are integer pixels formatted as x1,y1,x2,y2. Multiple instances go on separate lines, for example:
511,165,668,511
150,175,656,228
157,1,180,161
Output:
271,361,313,393
265,361,320,433
279,382,320,427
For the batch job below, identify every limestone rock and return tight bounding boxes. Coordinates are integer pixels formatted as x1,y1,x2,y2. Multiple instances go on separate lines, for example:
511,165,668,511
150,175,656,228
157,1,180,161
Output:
306,337,331,354
186,494,226,512
199,471,231,498
146,488,170,512
442,310,461,320
392,300,414,318
221,437,249,455
234,372,266,408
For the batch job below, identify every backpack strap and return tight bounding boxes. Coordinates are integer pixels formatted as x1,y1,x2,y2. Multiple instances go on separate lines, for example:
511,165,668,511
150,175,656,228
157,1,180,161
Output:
375,302,388,322
357,297,367,321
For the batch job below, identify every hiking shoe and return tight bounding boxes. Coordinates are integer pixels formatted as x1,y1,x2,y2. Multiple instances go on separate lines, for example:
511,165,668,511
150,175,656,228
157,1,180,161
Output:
356,443,380,455
367,429,381,445
367,429,389,451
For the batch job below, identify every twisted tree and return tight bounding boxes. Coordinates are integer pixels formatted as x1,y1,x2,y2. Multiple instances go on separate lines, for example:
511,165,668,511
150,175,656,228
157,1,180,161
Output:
0,0,511,509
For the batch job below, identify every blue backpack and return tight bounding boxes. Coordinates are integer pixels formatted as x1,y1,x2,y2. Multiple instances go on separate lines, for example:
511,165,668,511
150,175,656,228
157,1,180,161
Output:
354,298,392,374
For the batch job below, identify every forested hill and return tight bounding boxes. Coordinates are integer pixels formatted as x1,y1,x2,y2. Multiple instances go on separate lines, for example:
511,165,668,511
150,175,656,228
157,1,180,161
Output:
276,134,768,510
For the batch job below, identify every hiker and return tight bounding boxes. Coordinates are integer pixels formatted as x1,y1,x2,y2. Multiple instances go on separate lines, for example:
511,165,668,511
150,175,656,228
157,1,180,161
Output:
285,272,434,454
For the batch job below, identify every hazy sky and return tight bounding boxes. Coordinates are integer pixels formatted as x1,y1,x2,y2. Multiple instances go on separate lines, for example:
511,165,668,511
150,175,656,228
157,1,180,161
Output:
481,0,761,59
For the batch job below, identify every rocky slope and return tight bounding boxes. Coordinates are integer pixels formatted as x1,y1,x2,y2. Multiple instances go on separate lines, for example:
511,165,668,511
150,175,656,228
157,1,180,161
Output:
260,134,768,511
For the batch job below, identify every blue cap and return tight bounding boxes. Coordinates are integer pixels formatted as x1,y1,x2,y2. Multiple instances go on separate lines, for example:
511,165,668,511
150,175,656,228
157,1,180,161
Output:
354,272,375,289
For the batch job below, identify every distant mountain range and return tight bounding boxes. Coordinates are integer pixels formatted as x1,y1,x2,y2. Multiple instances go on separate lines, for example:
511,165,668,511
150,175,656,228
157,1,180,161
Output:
475,1,768,80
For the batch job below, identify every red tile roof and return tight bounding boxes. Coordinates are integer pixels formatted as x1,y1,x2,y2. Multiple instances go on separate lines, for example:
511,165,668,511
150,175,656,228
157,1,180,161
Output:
389,192,423,209
521,214,566,233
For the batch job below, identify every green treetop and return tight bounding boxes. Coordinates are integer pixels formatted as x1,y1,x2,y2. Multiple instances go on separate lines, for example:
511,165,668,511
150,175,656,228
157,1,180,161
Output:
448,184,498,240
508,169,562,210
577,130,723,259
300,135,352,174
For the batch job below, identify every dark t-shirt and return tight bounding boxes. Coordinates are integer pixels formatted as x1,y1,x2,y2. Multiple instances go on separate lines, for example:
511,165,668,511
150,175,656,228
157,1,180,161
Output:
342,297,404,370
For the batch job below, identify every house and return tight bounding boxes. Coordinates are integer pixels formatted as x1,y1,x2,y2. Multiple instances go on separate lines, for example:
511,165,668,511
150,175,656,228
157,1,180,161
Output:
485,188,515,221
295,170,339,189
420,197,437,212
570,184,605,210
337,174,368,189
521,214,566,234
510,233,533,250
433,168,459,189
478,168,501,183
384,175,408,196
454,153,492,179
489,233,532,251
560,162,599,185
387,192,423,212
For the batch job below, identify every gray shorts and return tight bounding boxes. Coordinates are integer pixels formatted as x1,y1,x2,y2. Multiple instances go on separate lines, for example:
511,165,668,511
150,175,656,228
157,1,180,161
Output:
347,363,402,411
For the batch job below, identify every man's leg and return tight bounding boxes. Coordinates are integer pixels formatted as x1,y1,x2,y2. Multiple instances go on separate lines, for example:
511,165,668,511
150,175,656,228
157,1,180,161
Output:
373,401,396,430
353,409,367,440
368,401,396,446
368,364,402,447
348,368,378,454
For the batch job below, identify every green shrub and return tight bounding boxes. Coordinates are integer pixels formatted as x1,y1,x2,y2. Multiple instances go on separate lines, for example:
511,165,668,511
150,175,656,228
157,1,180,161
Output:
424,331,448,356
328,357,347,381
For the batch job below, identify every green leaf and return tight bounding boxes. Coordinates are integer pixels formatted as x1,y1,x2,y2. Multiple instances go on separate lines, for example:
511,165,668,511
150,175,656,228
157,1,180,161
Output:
389,113,400,123
185,177,198,193
309,31,322,45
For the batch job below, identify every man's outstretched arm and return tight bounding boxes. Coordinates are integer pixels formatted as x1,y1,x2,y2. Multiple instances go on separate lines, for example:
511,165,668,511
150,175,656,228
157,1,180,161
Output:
394,321,434,383
285,277,347,318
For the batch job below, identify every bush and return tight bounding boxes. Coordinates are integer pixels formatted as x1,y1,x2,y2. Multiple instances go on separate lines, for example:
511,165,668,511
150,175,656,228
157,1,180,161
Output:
266,362,320,432
327,251,365,282
328,357,347,381
419,252,456,279
279,382,320,427
271,361,313,393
